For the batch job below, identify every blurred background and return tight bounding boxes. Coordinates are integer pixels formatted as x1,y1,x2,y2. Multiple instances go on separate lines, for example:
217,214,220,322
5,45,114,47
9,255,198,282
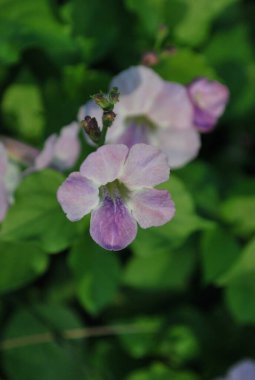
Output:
0,0,255,379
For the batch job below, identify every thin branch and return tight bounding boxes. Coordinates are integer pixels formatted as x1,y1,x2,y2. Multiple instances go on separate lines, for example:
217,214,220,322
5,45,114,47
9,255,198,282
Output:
0,324,155,351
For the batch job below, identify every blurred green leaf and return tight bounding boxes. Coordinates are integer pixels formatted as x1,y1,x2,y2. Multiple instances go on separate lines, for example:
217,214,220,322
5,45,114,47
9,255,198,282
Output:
0,170,82,253
117,316,162,358
173,0,237,46
0,240,48,293
201,226,241,285
2,83,44,142
124,242,195,290
1,305,87,380
126,362,199,380
0,0,87,65
225,239,255,323
220,196,255,237
155,49,217,84
69,236,121,314
132,176,210,256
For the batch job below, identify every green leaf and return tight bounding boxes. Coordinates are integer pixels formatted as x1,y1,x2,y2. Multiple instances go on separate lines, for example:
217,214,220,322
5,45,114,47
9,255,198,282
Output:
0,240,48,293
69,236,121,314
2,83,44,142
127,362,199,380
0,170,82,253
124,242,195,290
220,196,255,237
1,305,87,380
132,176,210,257
0,0,86,65
173,0,237,47
225,239,255,323
201,226,241,285
155,49,217,84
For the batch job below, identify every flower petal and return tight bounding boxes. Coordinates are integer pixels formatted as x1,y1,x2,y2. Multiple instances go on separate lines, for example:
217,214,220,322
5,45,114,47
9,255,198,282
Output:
57,172,99,221
228,360,255,380
53,122,81,170
130,188,175,228
110,66,164,115
90,195,137,251
34,134,57,170
0,179,9,222
0,142,8,175
80,144,128,186
155,128,201,168
148,82,194,129
113,121,150,148
120,144,169,189
0,137,39,167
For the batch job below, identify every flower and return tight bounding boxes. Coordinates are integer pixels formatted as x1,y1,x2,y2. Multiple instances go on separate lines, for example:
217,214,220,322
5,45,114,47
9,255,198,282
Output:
79,65,201,169
0,143,21,222
214,360,255,380
57,143,175,251
188,77,229,132
33,122,81,171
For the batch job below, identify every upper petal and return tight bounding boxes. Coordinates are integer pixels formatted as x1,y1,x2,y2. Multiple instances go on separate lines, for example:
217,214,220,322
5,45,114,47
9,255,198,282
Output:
0,142,8,176
120,144,169,189
80,144,128,186
110,66,164,116
90,195,137,251
53,122,81,170
155,128,201,169
148,82,194,129
57,172,99,221
130,188,175,228
0,179,9,222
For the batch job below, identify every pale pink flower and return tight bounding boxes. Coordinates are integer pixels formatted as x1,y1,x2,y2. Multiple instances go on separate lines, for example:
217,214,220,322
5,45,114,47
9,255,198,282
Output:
0,143,21,222
188,77,229,132
79,66,201,168
33,122,81,171
57,144,175,251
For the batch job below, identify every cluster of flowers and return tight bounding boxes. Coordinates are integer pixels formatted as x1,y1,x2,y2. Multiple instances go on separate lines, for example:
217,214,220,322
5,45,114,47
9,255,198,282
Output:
0,66,229,251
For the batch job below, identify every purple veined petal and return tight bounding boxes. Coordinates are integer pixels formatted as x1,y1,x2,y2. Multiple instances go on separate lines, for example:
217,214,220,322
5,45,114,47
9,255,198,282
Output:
57,172,99,222
148,82,194,129
34,134,57,170
53,122,81,170
110,66,164,116
0,179,9,222
155,127,201,168
111,120,150,148
0,142,8,176
227,360,255,380
0,137,39,167
120,144,170,189
130,188,175,228
90,195,137,251
80,144,128,186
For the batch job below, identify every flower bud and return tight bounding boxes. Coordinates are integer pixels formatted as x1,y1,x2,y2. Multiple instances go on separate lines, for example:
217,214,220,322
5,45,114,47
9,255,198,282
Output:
109,87,120,104
91,92,112,110
81,116,101,142
102,111,116,128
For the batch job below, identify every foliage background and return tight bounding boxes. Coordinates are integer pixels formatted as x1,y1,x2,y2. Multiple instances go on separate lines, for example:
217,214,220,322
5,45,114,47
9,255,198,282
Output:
0,0,254,379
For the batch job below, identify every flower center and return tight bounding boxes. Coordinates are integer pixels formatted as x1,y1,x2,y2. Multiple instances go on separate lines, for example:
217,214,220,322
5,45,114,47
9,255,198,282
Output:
99,179,130,202
117,115,156,148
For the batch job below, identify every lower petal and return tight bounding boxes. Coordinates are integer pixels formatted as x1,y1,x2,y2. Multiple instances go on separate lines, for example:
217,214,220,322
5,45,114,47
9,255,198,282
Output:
130,188,175,228
57,172,99,221
90,196,137,251
34,135,57,170
155,128,201,169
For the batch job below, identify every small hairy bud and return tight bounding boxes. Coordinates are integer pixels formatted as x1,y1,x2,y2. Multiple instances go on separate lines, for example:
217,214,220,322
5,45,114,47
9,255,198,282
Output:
103,111,116,128
109,87,120,104
81,116,101,142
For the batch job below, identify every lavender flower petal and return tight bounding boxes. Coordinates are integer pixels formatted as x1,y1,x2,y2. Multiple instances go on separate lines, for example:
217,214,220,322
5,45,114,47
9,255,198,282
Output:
57,172,99,221
130,188,175,228
90,195,137,251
